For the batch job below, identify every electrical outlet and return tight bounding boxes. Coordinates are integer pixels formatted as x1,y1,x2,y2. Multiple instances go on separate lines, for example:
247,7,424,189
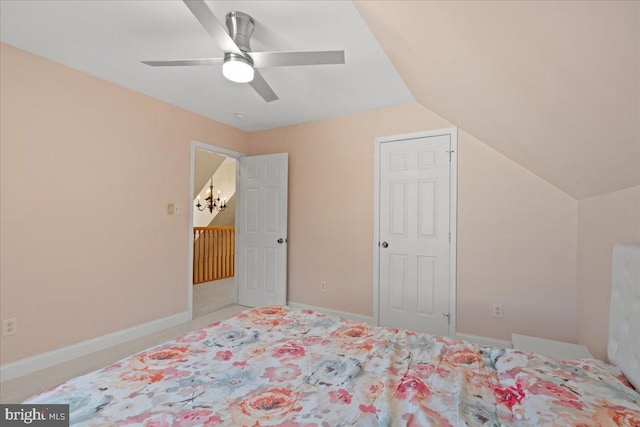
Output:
320,281,327,292
492,304,503,318
3,317,17,336
175,204,184,215
167,203,175,215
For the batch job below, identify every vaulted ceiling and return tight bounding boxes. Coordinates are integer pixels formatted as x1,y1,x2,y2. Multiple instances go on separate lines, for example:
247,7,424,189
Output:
1,1,638,199
356,1,639,199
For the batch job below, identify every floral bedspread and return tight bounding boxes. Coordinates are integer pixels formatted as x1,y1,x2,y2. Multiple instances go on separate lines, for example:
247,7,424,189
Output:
26,306,640,426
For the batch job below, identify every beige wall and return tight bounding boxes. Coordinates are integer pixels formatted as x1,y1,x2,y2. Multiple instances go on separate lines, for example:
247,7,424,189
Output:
1,41,589,365
211,195,236,227
0,44,249,364
458,134,578,342
193,150,225,199
248,103,578,342
577,185,640,360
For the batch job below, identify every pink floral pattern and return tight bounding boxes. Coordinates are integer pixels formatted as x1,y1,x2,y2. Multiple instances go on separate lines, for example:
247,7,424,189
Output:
492,349,640,425
25,306,639,426
262,364,302,382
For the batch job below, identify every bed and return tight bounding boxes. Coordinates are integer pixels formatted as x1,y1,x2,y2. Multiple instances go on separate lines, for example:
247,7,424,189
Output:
25,245,640,426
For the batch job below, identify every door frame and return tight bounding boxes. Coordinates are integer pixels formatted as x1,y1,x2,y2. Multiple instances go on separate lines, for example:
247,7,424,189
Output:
188,140,245,320
372,127,458,337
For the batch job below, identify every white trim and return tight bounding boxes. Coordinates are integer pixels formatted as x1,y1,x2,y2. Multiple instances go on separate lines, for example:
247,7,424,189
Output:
455,332,513,349
0,311,190,382
372,127,458,336
373,138,381,326
375,128,458,144
190,140,245,160
287,301,375,325
449,128,458,338
188,141,245,319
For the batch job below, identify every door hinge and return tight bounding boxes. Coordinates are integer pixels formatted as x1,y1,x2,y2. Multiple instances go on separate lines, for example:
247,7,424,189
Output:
443,313,451,325
446,150,455,162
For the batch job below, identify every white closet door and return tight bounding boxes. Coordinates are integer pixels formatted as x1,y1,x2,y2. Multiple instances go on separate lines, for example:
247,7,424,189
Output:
379,135,451,336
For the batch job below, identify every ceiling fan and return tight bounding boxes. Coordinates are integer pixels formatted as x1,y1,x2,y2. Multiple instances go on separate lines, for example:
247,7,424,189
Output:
142,0,345,102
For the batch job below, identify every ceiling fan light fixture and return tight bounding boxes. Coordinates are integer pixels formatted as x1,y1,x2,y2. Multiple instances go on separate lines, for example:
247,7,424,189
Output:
141,4,344,102
223,54,254,83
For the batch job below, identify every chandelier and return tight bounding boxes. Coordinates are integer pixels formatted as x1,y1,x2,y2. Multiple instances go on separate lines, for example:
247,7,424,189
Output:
195,177,227,213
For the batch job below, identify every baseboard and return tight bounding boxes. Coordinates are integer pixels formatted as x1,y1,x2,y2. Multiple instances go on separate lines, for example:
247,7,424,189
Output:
455,332,513,349
0,311,191,383
287,301,375,325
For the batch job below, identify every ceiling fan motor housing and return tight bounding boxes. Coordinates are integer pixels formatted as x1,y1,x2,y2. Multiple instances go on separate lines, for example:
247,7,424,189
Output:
225,11,254,52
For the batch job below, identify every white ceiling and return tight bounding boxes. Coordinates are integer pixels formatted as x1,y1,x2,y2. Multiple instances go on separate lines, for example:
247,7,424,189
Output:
0,0,414,132
3,1,638,199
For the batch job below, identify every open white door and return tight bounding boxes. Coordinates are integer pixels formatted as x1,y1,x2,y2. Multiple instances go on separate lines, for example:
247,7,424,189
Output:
237,153,288,307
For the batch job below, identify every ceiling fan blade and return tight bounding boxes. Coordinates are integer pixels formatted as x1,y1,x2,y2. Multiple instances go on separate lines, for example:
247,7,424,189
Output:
250,51,345,68
249,70,278,102
183,0,244,56
141,58,224,67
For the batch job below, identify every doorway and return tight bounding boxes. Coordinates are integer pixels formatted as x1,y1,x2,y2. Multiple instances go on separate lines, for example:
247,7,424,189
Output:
188,142,290,319
189,141,244,320
373,128,457,336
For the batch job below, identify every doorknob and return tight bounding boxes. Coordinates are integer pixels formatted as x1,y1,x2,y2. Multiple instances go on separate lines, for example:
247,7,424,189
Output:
277,238,286,244
381,242,389,248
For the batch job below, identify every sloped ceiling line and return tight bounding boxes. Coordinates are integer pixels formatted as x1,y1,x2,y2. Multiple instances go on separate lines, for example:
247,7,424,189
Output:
355,0,640,199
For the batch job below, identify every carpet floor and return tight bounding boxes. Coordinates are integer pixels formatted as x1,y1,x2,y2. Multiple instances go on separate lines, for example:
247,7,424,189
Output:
193,277,236,318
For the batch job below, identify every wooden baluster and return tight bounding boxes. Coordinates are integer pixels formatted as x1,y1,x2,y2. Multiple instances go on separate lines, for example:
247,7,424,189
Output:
204,229,213,282
215,229,218,281
224,229,228,277
192,227,238,282
220,229,224,279
193,229,197,284
195,230,200,284
199,229,204,283
216,229,222,279
220,229,225,278
227,228,233,277
217,229,222,279
210,229,214,282
231,228,235,277
213,228,218,280
205,229,210,282
194,230,198,284
211,229,215,282
202,229,206,282
219,228,223,280
222,229,226,278
219,228,223,279
202,230,211,282
219,229,224,279
229,228,233,277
